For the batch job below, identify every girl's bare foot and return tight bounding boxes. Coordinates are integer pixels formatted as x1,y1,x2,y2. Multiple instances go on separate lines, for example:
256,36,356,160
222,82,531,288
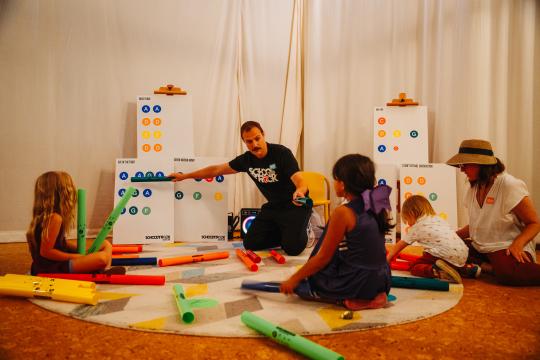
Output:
343,292,387,311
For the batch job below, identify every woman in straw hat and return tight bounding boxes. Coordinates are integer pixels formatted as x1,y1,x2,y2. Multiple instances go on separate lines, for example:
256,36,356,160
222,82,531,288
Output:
447,139,540,286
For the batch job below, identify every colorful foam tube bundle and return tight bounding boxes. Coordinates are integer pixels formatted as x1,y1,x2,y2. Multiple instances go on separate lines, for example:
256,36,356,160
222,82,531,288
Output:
39,273,165,286
173,284,194,323
77,189,87,255
158,251,229,267
391,275,449,291
130,176,173,182
111,257,157,266
241,311,344,360
88,187,136,254
236,249,258,271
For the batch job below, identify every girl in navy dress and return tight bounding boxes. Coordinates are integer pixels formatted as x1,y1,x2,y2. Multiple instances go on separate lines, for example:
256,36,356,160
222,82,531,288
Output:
281,154,393,310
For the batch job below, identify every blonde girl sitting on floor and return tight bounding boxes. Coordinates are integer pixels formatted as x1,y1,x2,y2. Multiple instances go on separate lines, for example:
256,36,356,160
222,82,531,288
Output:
26,171,120,275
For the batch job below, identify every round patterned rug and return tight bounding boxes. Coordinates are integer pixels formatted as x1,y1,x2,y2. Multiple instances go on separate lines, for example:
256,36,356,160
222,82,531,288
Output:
31,241,463,337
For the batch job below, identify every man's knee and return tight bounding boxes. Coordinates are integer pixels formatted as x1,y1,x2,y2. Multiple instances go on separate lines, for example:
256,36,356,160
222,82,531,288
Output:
282,240,306,256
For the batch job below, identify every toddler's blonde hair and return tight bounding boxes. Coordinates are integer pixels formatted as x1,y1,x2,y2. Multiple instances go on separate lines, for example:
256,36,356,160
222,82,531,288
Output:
401,195,435,224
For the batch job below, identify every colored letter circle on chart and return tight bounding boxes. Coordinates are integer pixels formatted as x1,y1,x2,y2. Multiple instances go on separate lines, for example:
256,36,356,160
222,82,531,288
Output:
410,130,419,138
205,178,213,182
214,192,223,201
393,130,401,137
135,171,144,178
154,131,162,139
154,144,162,152
193,192,202,200
119,172,128,180
378,130,386,138
403,176,412,185
142,144,151,152
142,131,150,139
156,171,165,177
429,192,438,201
195,178,202,182
216,175,224,183
417,177,426,185
378,179,387,186
153,118,162,126
404,192,413,199
175,191,184,200
439,212,448,220
393,146,399,151
143,189,152,197
142,118,150,126
378,145,387,153
378,117,386,125
145,171,155,177
142,105,150,113
129,206,138,215
118,188,126,197
121,208,126,215
142,207,151,215
132,189,140,197
153,105,161,113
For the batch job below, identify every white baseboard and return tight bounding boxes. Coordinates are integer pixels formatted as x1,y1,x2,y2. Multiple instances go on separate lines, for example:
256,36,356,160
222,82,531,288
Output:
0,229,102,243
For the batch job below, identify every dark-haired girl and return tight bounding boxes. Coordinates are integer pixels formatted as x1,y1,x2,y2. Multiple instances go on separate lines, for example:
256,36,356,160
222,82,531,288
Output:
281,154,393,310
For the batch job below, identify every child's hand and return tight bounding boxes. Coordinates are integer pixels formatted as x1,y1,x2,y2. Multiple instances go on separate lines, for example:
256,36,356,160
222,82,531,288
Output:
280,277,299,295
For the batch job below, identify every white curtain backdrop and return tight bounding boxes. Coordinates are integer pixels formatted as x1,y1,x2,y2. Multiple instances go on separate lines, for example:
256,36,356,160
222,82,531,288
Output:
304,0,539,229
1,0,538,242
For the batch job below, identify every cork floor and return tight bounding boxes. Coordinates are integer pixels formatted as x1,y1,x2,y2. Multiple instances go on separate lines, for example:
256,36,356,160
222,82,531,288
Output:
1,242,540,359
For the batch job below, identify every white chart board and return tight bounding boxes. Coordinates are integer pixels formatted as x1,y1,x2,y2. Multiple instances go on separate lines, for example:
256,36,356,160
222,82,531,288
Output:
373,106,428,164
174,157,228,242
113,158,174,244
137,95,194,159
399,163,458,235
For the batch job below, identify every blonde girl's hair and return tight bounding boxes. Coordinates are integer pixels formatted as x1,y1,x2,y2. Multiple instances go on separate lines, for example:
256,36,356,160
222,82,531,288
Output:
401,195,436,224
26,171,77,254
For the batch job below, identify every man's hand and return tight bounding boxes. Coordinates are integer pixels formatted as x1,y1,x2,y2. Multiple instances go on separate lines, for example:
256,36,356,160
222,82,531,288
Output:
168,172,186,182
292,189,307,206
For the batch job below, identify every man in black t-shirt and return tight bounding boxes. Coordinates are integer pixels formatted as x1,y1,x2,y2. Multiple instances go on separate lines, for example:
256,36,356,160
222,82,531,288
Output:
169,121,312,255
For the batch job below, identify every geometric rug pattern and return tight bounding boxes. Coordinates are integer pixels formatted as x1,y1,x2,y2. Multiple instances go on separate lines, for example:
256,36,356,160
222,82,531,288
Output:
31,241,463,337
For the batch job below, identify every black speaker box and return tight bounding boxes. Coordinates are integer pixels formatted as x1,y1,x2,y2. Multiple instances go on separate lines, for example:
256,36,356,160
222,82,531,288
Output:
240,208,261,239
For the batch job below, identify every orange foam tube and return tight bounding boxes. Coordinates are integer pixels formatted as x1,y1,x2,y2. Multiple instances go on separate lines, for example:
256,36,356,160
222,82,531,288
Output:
236,249,258,271
158,251,229,267
112,246,141,254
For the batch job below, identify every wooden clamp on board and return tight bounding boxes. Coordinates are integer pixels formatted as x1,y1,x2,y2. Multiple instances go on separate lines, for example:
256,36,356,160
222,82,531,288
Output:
387,92,418,106
154,84,187,95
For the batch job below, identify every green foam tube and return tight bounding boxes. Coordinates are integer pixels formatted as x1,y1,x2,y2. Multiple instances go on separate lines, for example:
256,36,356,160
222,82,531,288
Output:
87,187,135,254
173,284,195,323
391,275,449,291
240,311,344,360
77,189,87,255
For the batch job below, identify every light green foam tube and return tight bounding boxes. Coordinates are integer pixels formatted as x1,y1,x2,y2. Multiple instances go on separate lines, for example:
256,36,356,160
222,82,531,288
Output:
240,311,344,360
173,284,195,323
87,187,135,254
77,189,87,255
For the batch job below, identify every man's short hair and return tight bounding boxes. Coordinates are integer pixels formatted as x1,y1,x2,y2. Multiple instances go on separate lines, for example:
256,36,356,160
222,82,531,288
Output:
240,121,264,138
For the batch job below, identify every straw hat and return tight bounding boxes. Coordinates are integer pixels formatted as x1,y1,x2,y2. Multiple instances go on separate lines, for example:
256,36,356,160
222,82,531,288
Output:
446,139,497,166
